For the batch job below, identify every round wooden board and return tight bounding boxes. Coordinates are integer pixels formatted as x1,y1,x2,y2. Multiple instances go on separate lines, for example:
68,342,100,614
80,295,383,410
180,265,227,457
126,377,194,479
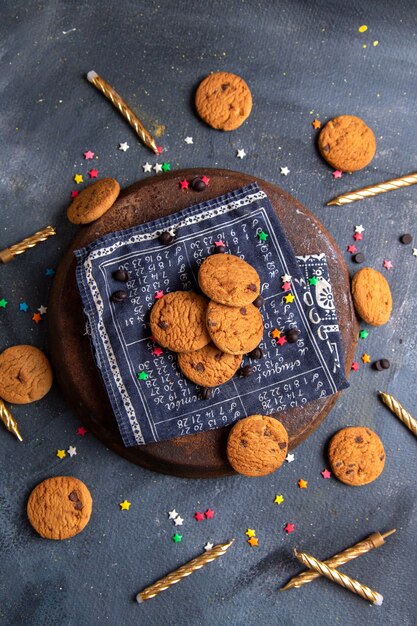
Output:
48,168,357,478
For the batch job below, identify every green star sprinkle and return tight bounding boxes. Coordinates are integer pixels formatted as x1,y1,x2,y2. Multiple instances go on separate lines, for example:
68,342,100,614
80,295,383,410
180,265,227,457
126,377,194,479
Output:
137,371,149,381
162,162,171,172
359,329,369,339
308,276,319,286
172,533,183,543
258,231,268,241
0,298,8,308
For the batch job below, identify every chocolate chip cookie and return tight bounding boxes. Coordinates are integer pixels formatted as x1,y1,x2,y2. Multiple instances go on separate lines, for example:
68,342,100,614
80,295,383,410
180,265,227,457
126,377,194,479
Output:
351,267,392,326
67,178,120,224
328,426,385,486
195,71,252,131
150,291,211,353
227,415,289,476
0,345,53,404
177,343,241,387
27,476,93,539
318,115,376,172
198,253,260,306
206,301,263,355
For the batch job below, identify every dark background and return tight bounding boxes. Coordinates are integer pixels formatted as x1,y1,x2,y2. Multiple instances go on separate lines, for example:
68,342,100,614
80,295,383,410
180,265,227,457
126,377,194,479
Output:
1,1,417,625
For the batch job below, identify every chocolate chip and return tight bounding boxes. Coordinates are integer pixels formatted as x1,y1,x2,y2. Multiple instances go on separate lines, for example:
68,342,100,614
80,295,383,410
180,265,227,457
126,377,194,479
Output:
335,461,343,467
240,307,247,315
74,501,83,510
191,177,207,192
207,320,217,327
323,144,330,153
213,245,226,254
345,469,354,474
214,352,223,362
355,436,363,443
158,320,168,329
264,427,271,437
248,283,257,292
278,441,287,449
248,347,263,360
240,438,248,447
111,290,128,303
400,233,413,245
113,269,130,282
380,454,385,461
221,83,230,91
252,295,264,308
352,252,365,264
286,328,300,343
159,231,175,245
238,365,254,377
380,358,390,370
200,387,212,400
68,491,79,501
374,360,384,371
194,362,205,372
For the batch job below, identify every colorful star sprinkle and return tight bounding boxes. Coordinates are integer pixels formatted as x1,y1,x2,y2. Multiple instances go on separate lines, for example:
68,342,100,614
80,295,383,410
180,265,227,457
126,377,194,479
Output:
359,329,369,339
0,298,8,308
76,426,88,436
362,353,371,364
281,282,291,291
162,163,171,172
277,335,287,346
214,240,224,247
45,268,55,277
271,328,281,339
248,536,259,547
38,305,47,315
332,170,343,179
284,523,295,534
284,293,295,303
153,347,164,357
88,169,99,178
383,259,393,270
174,516,184,526
321,469,332,479
56,449,66,459
137,371,149,381
413,248,417,257
168,509,178,520
172,533,183,543
274,495,284,505
258,230,268,242
142,162,152,173
245,528,256,538
237,149,246,159
194,512,205,522
153,163,163,173
351,361,359,371
204,542,214,551
120,500,131,510
280,166,290,176
19,302,29,312
205,508,214,519
355,225,365,234
32,312,42,324
281,273,292,283
74,174,83,184
312,119,321,129
179,179,189,190
298,479,308,489
118,142,129,151
308,276,319,286
184,136,193,144
347,245,357,254
358,24,368,33
353,232,363,241
201,176,210,185
154,290,164,299
286,453,295,463
67,446,77,457
84,150,95,159
70,191,79,198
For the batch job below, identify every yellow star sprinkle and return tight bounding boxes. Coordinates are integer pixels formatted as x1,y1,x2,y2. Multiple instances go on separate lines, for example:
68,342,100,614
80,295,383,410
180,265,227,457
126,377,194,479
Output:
271,328,281,339
247,536,259,547
358,24,368,33
119,500,131,510
56,449,66,459
298,479,308,489
362,353,371,364
245,528,256,538
274,495,284,505
284,293,295,303
74,174,83,184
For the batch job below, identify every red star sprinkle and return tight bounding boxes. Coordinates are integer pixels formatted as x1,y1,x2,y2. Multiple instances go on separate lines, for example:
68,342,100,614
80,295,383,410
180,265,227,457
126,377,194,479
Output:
89,169,99,178
179,179,189,190
281,282,291,291
156,146,163,154
351,361,359,371
76,426,88,436
201,175,210,185
205,508,215,519
332,170,343,178
214,240,224,247
321,469,332,479
194,511,205,522
84,150,95,159
284,523,295,534
153,347,164,357
32,312,42,324
71,191,79,198
154,290,164,299
277,335,287,346
347,244,357,254
383,259,393,270
353,232,363,241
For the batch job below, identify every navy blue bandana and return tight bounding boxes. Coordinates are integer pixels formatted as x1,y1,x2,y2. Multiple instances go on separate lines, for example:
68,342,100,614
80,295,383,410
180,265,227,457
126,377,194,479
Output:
75,183,348,447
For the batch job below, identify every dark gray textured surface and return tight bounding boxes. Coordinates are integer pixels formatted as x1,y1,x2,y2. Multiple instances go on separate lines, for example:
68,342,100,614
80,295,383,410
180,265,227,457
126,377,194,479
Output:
1,1,416,625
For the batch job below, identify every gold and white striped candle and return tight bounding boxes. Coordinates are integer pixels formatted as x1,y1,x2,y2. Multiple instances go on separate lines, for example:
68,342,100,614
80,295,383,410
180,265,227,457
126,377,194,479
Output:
327,172,417,206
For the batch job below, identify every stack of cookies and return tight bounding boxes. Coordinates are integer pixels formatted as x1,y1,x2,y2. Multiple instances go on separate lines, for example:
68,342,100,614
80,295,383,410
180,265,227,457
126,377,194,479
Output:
150,253,264,392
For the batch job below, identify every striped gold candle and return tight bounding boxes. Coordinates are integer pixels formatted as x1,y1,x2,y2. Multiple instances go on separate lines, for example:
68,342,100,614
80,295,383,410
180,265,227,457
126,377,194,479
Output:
0,226,56,264
379,391,417,438
137,539,234,603
0,398,23,442
281,529,395,590
87,70,159,155
327,171,417,206
294,549,383,605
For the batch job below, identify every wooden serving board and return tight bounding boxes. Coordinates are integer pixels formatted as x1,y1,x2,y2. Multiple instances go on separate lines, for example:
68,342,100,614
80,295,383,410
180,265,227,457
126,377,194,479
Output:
48,168,357,478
